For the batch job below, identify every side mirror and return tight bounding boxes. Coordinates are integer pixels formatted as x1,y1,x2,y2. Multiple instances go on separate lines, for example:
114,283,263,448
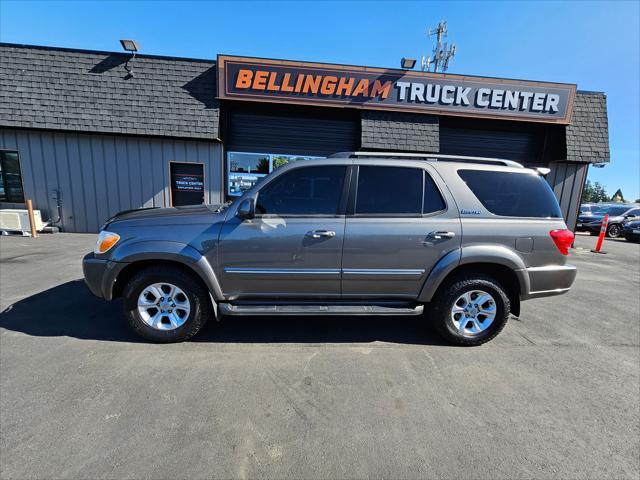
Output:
236,198,255,220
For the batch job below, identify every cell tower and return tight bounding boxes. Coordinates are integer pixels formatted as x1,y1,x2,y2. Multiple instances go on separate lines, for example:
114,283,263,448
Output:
421,21,457,73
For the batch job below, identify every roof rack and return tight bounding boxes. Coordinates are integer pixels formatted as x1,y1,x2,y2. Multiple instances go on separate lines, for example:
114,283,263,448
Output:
328,151,524,168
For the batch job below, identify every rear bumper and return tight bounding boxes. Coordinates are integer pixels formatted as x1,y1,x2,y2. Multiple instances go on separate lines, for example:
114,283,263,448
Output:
521,264,577,300
82,253,127,300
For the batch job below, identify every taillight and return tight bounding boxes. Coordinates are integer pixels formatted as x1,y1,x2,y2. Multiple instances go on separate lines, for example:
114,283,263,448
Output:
549,229,574,255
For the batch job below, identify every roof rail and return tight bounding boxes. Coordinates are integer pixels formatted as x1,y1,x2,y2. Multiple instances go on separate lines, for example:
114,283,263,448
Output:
328,151,524,168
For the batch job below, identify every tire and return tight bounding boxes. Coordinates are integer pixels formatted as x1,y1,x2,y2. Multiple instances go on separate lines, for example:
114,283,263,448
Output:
429,274,510,346
123,265,212,343
606,223,622,238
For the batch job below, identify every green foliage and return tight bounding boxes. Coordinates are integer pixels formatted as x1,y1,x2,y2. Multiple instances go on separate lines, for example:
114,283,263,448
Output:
256,157,270,174
272,156,289,169
581,180,609,203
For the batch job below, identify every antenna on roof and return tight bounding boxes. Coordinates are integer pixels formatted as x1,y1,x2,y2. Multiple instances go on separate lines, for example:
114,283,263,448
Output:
421,21,456,73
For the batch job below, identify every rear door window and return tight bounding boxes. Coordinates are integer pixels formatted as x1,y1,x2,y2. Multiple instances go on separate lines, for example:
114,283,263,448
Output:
355,166,445,215
458,169,562,218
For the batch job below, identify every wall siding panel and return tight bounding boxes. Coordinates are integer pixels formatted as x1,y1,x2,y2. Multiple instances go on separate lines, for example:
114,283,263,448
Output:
547,161,589,231
0,128,222,233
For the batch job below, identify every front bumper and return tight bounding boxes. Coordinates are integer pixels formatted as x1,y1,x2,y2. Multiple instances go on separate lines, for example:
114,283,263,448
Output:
521,264,577,300
82,253,126,300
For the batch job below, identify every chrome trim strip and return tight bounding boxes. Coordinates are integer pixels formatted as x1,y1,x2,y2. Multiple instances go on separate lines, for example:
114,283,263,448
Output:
224,268,340,275
526,265,577,272
342,268,425,276
224,267,425,276
528,287,571,295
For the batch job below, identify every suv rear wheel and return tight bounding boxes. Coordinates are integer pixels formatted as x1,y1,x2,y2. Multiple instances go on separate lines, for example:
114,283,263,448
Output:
430,274,510,346
123,265,212,342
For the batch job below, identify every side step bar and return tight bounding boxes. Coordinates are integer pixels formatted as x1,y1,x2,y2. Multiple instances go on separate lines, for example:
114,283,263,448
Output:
218,303,424,316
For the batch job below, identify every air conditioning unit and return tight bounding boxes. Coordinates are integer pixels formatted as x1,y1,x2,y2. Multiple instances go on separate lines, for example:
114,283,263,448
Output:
0,209,45,235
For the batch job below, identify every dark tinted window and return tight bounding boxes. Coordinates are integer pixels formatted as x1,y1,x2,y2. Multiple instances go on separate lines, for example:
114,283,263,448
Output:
626,209,640,217
607,206,632,216
423,173,446,214
356,166,423,215
0,151,25,203
256,165,346,215
458,169,562,218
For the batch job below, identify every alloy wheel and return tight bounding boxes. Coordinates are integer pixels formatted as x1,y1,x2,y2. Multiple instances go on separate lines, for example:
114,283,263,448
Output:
137,282,191,331
450,289,497,335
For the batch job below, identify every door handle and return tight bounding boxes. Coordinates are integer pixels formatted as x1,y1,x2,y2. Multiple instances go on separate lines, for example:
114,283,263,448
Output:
306,230,336,238
426,231,456,240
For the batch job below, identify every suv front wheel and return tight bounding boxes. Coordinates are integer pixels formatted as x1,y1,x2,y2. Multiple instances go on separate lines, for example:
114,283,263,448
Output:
430,274,510,346
123,265,212,343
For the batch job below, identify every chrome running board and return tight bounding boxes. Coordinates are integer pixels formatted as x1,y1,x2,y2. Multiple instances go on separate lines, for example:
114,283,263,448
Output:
218,303,424,316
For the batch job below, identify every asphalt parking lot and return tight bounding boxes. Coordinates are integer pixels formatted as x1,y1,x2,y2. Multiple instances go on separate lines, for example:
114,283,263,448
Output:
1,232,638,479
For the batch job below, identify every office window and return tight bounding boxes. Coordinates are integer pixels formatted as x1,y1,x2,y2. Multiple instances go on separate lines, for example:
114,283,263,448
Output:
226,151,323,197
0,151,25,203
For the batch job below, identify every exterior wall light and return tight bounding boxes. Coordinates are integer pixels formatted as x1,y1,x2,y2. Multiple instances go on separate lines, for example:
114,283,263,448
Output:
119,39,140,78
400,57,417,69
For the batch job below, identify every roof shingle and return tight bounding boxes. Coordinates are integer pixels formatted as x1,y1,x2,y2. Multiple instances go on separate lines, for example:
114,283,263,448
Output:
567,92,610,163
0,43,220,140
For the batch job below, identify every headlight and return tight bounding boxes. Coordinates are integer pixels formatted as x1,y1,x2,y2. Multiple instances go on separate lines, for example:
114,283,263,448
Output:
94,231,120,254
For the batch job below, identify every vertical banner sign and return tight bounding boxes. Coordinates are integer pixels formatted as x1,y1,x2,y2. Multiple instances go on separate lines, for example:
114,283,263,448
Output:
170,162,205,206
218,55,577,124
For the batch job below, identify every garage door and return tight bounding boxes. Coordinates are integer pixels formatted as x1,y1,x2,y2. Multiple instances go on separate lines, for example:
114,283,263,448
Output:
225,107,358,157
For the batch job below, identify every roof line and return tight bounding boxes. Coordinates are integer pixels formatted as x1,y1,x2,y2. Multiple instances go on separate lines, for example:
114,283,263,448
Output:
0,42,216,64
576,89,606,95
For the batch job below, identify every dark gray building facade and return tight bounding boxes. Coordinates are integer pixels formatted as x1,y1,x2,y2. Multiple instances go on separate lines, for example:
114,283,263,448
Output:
0,43,609,232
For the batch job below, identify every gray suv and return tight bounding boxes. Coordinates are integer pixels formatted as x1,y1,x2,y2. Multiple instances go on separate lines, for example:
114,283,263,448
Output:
83,152,577,346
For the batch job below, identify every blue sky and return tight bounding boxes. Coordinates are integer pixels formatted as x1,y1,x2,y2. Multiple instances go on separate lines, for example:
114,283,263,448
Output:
2,0,638,200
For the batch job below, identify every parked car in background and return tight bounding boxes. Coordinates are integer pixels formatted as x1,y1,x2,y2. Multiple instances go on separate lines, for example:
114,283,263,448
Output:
576,203,612,232
578,204,640,238
622,219,640,242
579,203,605,217
576,204,609,232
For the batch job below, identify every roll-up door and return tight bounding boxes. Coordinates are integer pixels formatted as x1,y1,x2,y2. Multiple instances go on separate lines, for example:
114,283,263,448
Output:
225,106,358,157
439,117,547,164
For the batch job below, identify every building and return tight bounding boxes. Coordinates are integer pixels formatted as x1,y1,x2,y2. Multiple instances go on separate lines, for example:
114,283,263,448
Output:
0,43,610,233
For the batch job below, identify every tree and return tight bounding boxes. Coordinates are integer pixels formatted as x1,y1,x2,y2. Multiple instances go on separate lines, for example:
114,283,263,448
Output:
594,182,609,202
581,180,609,203
582,180,596,203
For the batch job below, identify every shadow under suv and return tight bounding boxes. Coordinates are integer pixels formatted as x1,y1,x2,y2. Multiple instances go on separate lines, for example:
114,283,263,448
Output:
83,152,577,346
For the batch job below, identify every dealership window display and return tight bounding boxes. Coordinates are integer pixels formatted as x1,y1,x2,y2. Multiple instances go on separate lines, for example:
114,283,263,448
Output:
226,151,322,197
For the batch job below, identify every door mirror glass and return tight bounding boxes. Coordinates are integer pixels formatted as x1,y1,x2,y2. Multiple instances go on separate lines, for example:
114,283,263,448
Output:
236,198,255,220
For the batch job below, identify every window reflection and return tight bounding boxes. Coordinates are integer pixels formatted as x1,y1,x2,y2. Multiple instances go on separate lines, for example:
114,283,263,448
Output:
227,152,323,197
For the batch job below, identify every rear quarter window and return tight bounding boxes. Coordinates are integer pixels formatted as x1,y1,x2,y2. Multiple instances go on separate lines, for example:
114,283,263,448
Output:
458,169,562,218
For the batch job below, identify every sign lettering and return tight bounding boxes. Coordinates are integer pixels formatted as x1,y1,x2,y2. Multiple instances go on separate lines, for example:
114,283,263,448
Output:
218,56,576,124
